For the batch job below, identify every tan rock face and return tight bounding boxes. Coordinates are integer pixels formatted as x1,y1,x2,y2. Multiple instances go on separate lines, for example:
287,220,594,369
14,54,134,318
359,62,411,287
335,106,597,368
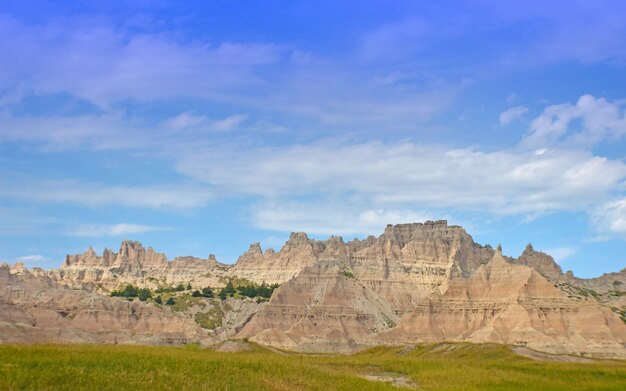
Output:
514,244,563,280
375,250,626,358
0,263,213,345
231,233,323,285
238,249,626,357
60,240,229,290
347,222,495,311
2,221,625,357
238,260,398,352
233,221,496,311
512,244,626,321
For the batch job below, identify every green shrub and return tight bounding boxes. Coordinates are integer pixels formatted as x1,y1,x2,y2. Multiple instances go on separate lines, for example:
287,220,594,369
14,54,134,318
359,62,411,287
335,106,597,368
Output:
110,284,140,298
137,288,152,301
201,287,213,298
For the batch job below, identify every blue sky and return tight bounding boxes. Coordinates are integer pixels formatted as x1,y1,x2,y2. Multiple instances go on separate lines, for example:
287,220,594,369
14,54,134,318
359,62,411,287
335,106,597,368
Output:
1,0,626,277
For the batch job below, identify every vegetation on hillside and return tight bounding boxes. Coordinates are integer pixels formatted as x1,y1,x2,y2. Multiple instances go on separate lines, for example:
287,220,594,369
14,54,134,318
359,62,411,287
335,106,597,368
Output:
110,285,152,301
0,343,624,390
217,279,279,300
111,281,276,305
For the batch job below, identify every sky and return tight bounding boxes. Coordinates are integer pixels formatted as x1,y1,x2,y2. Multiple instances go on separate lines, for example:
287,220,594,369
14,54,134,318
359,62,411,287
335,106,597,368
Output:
1,0,626,277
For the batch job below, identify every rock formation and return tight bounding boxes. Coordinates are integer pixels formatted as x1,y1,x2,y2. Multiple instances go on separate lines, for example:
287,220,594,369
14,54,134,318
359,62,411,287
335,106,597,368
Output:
376,249,625,358
237,244,626,357
1,220,625,358
231,232,324,285
237,260,398,352
60,240,229,290
234,221,496,311
513,243,626,316
0,262,212,345
515,244,563,279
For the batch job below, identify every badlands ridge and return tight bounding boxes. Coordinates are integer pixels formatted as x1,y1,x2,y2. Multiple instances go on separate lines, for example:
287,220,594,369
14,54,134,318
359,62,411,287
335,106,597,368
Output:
1,221,625,357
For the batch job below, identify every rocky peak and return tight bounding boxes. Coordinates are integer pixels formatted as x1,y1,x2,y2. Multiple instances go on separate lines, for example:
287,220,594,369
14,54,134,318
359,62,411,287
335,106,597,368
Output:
247,243,263,255
119,240,145,257
64,245,104,268
10,262,27,275
287,232,309,244
324,235,346,250
108,240,168,271
490,245,507,266
515,244,563,280
319,235,349,261
280,232,317,255
380,220,464,247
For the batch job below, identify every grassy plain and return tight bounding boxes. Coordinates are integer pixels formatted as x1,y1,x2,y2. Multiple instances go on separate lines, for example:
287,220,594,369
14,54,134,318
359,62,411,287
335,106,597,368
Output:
0,343,624,390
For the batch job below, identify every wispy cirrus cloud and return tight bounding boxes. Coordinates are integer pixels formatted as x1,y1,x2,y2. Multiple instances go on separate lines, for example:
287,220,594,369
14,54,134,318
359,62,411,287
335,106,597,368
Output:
0,14,285,107
544,247,577,264
500,106,528,126
0,180,212,209
162,112,248,132
67,223,170,237
0,11,463,135
0,111,253,150
13,254,50,267
254,204,434,236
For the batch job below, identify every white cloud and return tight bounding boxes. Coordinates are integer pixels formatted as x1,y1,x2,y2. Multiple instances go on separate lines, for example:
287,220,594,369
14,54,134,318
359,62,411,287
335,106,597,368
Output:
592,198,626,238
523,95,626,147
0,16,284,106
0,112,135,150
254,203,433,236
506,93,518,104
163,112,207,130
544,247,577,264
211,114,248,132
67,223,169,237
177,141,626,216
499,106,528,126
16,255,46,262
0,111,253,150
162,113,247,132
0,180,212,209
14,254,50,267
0,14,461,133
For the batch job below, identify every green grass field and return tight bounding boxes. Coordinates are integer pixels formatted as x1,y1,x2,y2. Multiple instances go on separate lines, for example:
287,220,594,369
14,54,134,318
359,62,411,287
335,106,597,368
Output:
0,343,624,390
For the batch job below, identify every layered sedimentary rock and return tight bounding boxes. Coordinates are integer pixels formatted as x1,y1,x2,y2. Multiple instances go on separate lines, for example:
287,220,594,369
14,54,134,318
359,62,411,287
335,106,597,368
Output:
238,260,398,352
235,221,496,312
515,244,563,280
231,232,325,285
376,249,626,358
346,222,495,311
0,263,212,345
237,223,626,357
2,220,625,357
513,244,626,317
61,240,229,290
